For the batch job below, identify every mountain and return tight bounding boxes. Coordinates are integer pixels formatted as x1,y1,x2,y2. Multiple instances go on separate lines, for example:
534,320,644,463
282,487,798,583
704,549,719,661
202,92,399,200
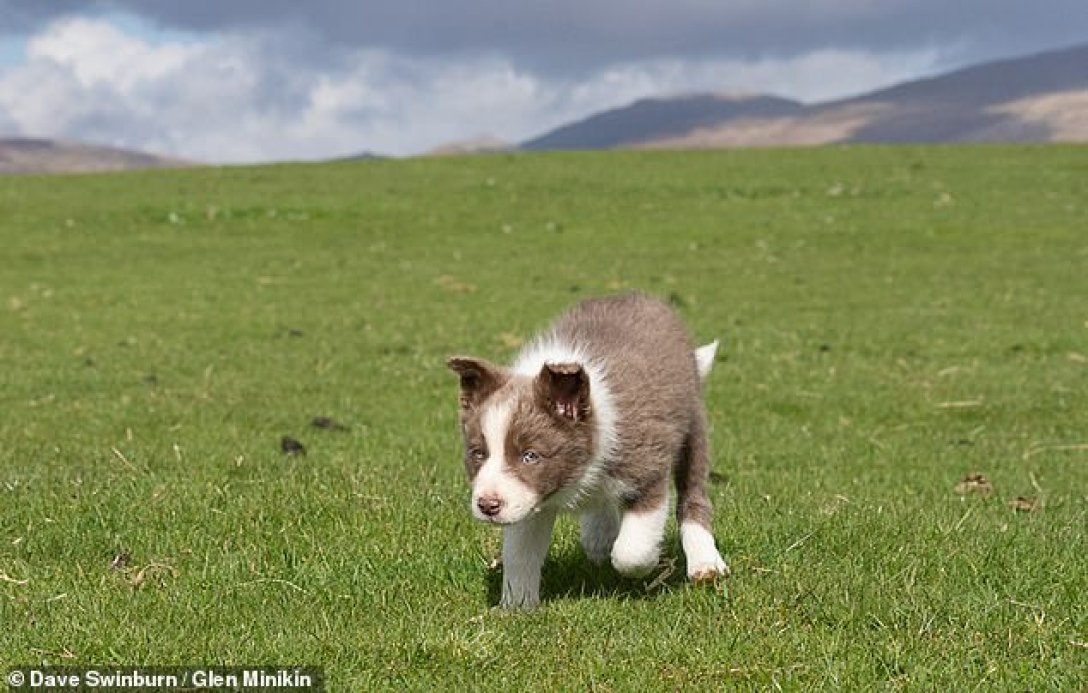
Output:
522,93,803,150
0,137,187,174
522,43,1088,150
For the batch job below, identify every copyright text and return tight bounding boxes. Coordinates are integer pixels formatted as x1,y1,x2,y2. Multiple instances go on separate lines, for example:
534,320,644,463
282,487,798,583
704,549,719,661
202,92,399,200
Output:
6,667,323,691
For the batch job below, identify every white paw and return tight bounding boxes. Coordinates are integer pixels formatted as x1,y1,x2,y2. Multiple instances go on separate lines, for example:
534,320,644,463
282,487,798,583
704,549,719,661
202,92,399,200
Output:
500,592,541,609
686,553,730,582
680,521,730,582
610,502,668,578
500,580,541,610
611,539,660,578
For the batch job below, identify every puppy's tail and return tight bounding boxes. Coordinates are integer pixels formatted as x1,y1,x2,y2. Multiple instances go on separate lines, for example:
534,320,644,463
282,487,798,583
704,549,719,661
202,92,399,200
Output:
694,340,719,381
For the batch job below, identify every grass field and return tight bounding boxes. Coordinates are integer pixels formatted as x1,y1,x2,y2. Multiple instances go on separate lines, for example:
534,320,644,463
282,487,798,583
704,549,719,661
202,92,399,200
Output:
1,145,1086,689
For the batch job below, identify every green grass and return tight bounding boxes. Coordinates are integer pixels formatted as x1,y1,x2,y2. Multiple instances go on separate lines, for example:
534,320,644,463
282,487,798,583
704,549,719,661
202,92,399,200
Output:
1,145,1086,689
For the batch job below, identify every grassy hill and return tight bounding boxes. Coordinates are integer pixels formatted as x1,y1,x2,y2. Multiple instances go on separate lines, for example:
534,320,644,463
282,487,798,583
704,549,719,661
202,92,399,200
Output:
1,146,1085,688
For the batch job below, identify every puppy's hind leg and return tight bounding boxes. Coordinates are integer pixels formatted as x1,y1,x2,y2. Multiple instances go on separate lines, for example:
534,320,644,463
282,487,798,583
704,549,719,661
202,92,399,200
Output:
675,408,730,581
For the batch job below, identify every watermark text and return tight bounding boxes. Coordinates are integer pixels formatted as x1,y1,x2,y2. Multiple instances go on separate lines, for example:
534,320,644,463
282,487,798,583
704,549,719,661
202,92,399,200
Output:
6,666,323,691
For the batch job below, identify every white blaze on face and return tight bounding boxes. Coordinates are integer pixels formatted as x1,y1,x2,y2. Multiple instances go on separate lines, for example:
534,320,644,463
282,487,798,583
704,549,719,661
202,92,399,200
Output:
471,398,540,524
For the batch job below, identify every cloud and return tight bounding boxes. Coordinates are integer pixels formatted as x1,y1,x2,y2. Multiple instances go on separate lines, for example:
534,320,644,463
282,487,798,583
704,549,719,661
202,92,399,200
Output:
0,2,1082,161
0,17,376,161
0,1,84,36
0,16,945,161
25,16,198,90
3,0,1086,74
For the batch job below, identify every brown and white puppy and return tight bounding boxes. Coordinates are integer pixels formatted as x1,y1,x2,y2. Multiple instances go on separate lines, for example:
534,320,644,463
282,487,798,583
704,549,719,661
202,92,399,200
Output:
448,293,728,608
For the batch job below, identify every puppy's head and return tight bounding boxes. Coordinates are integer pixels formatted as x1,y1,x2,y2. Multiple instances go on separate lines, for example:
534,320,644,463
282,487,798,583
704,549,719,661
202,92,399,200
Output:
447,356,596,524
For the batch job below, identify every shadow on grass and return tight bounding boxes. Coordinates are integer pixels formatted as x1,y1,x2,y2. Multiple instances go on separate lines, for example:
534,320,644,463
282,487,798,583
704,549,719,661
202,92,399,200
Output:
485,536,689,607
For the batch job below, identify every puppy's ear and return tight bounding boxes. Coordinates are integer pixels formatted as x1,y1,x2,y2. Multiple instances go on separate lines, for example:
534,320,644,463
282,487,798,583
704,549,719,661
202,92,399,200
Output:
447,356,507,410
535,362,590,423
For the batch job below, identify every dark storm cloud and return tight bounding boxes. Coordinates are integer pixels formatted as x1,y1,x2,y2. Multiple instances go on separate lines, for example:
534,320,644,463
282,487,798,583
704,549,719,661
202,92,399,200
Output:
0,1,83,33
4,0,1087,71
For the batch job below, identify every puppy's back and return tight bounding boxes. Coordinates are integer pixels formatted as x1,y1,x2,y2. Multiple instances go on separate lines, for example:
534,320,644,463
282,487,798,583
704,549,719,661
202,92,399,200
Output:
555,292,699,396
551,294,704,472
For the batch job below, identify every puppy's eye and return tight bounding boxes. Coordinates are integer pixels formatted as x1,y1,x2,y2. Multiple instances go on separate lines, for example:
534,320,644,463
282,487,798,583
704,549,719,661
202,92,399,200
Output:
520,450,541,464
469,448,487,462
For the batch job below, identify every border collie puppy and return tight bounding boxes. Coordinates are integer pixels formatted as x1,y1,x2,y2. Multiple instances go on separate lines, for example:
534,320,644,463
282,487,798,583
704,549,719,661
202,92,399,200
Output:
448,292,729,608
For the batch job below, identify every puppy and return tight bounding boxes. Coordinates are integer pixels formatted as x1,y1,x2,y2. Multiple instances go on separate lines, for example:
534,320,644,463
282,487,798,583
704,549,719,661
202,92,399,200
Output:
448,292,729,608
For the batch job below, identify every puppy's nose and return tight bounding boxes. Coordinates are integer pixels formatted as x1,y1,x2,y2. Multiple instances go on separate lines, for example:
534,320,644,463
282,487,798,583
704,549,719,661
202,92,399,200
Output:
476,495,504,518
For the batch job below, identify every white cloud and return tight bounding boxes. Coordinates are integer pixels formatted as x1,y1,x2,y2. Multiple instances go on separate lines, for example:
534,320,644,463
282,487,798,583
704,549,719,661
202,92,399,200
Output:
0,16,941,161
26,17,198,90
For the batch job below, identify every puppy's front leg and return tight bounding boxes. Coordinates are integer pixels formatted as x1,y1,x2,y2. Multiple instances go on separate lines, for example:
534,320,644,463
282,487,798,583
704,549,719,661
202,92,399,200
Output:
610,491,669,578
500,509,557,609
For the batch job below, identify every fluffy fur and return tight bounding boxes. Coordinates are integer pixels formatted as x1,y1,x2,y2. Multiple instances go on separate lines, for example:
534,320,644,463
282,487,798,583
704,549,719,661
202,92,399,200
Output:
448,292,729,608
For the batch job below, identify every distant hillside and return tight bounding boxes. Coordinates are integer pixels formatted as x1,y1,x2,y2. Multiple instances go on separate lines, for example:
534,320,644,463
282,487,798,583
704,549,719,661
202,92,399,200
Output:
522,43,1088,150
0,137,187,174
333,150,388,162
424,135,513,156
522,93,803,150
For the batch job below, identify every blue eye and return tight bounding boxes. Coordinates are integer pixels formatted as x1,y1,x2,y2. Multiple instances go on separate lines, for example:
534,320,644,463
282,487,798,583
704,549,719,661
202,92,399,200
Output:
520,450,540,464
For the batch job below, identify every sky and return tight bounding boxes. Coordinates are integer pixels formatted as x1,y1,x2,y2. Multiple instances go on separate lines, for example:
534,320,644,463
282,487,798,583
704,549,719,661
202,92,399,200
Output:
0,1,1085,162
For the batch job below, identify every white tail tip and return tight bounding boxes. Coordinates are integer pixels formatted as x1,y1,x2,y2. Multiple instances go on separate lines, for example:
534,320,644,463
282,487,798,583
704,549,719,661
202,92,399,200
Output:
694,340,719,380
